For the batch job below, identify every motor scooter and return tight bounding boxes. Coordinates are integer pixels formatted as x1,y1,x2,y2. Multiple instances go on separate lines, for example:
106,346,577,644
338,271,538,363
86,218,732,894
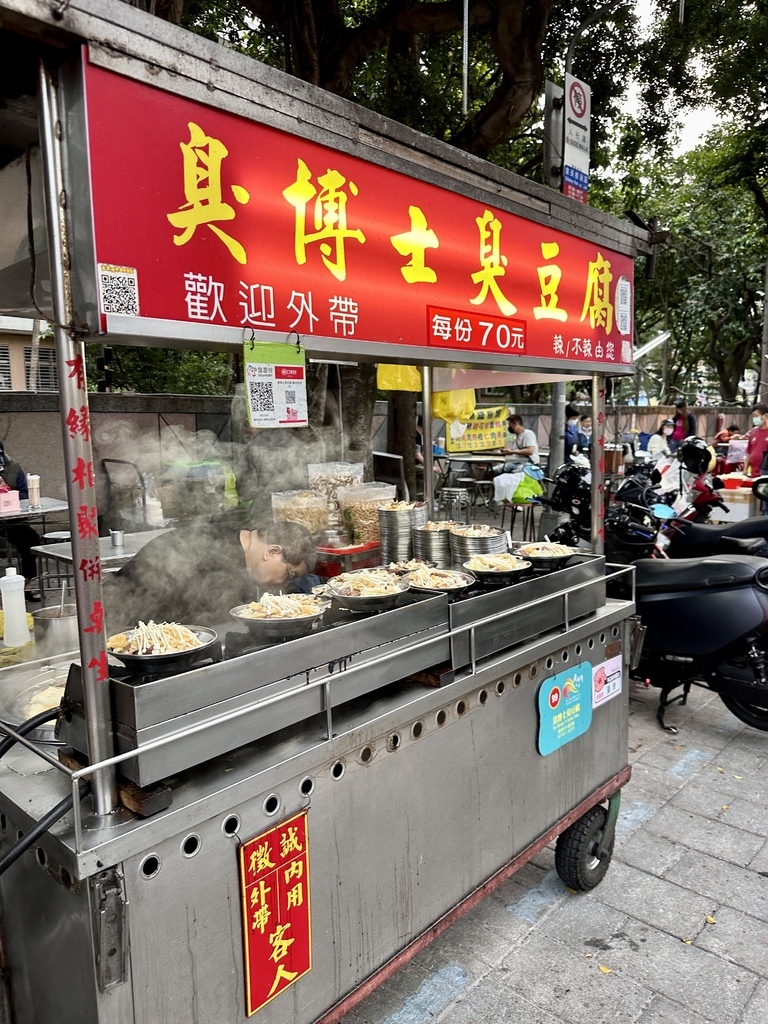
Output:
604,510,768,733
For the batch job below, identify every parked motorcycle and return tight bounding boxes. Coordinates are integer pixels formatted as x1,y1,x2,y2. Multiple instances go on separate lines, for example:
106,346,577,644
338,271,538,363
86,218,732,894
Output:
544,440,768,559
542,454,768,733
609,510,768,733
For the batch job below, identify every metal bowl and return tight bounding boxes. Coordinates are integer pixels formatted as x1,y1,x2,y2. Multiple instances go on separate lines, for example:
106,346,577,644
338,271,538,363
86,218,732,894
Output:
513,547,575,573
106,625,218,673
229,603,329,640
461,560,532,586
406,569,476,594
327,572,410,611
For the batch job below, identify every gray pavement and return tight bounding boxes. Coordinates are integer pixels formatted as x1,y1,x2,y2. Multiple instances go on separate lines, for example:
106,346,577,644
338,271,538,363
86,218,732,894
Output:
341,682,768,1024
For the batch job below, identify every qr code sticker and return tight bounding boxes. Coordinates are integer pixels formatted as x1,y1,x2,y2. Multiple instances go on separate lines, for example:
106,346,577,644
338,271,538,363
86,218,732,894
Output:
98,264,139,315
285,389,296,404
248,380,274,412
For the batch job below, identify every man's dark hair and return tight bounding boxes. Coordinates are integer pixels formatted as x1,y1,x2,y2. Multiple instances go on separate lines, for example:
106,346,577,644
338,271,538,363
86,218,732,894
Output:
751,404,768,417
565,404,579,418
251,519,317,572
579,414,591,424
507,414,523,428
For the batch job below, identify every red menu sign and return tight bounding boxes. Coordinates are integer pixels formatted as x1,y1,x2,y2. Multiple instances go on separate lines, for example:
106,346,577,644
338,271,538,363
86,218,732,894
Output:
83,58,634,367
239,811,312,1016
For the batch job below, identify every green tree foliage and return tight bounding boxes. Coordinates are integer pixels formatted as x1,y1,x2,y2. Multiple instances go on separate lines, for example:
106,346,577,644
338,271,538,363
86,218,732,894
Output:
85,346,235,395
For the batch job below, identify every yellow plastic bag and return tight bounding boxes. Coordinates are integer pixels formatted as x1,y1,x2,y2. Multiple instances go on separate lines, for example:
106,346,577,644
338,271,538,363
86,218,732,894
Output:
431,389,476,424
376,364,422,392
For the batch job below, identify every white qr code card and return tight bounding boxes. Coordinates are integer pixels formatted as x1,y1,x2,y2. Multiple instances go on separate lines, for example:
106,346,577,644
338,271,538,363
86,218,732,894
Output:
98,264,139,316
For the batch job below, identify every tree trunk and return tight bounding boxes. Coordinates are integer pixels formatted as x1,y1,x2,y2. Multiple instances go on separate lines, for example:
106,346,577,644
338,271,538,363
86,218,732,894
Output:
387,390,418,498
338,363,378,478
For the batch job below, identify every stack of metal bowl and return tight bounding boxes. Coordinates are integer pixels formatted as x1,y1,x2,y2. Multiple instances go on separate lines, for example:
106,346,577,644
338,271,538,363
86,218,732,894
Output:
412,520,458,568
378,502,429,564
449,524,507,565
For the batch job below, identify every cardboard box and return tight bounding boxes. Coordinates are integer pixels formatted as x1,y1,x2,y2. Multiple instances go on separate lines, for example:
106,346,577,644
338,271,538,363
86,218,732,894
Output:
0,490,20,513
712,487,758,522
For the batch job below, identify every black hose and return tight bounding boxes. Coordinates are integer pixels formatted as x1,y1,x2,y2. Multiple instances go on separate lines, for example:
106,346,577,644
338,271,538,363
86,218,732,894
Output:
0,781,91,878
0,707,60,760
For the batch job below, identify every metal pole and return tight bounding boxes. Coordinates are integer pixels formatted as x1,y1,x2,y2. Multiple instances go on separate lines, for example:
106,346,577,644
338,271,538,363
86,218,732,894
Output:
549,382,566,472
38,58,118,815
421,366,435,516
591,374,606,555
760,258,768,404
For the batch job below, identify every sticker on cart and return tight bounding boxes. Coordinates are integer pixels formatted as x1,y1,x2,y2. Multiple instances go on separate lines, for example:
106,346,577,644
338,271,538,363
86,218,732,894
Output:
592,653,622,708
239,810,312,1015
537,662,593,756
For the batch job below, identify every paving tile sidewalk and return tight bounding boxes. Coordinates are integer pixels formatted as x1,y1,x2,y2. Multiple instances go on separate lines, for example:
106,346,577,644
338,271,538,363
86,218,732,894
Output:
341,683,768,1024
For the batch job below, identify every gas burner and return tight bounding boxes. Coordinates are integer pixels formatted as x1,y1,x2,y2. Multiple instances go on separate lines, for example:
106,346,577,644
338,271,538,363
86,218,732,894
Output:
109,641,224,684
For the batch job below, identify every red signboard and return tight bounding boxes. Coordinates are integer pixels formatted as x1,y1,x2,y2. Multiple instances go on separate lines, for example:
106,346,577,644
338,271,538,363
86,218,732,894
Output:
239,811,312,1016
83,59,634,367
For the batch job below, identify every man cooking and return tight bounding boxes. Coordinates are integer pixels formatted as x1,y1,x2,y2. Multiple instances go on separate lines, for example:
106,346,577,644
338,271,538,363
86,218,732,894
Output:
103,517,317,630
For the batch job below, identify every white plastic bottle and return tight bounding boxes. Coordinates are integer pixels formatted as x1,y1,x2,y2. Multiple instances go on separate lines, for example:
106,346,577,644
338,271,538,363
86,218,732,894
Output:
0,568,31,648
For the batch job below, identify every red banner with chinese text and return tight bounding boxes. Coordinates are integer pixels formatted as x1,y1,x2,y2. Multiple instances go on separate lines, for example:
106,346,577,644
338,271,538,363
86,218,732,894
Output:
83,59,634,367
239,811,311,1016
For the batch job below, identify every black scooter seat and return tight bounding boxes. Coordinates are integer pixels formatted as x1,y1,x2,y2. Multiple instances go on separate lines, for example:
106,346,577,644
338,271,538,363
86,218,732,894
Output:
720,536,765,555
671,518,768,548
634,554,767,593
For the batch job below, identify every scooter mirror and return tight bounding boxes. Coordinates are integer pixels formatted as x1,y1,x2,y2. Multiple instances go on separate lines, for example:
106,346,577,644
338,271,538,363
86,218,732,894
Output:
650,503,676,520
752,476,768,502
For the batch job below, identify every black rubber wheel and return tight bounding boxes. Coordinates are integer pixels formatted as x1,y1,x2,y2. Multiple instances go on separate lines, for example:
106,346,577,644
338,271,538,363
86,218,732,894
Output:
555,805,614,891
719,694,768,731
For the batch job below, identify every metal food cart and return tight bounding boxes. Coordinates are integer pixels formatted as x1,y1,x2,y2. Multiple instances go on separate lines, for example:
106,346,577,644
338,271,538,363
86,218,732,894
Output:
0,3,651,1022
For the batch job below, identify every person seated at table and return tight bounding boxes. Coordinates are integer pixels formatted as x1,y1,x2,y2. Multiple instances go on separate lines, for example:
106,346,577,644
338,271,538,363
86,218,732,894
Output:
713,422,746,446
0,441,41,601
102,515,318,631
492,415,540,474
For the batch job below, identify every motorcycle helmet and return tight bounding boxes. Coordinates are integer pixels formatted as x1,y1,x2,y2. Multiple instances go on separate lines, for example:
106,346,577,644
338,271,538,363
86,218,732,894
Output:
678,436,716,475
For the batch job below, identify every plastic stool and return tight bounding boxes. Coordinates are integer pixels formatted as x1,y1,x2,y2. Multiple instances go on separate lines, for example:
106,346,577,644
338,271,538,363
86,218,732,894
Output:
500,500,538,540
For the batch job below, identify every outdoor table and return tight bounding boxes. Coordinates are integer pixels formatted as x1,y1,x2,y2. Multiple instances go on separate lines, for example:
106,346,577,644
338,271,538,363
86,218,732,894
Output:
31,528,173,604
0,497,70,576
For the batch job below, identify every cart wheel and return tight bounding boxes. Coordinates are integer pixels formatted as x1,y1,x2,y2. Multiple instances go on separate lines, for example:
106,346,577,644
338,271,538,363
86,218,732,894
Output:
555,805,614,891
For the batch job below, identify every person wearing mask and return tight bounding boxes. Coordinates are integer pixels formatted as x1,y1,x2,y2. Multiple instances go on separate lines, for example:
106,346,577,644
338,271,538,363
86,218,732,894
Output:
0,441,41,601
102,516,317,631
745,404,768,478
492,414,539,474
669,400,696,453
564,404,580,456
647,418,675,460
577,415,592,453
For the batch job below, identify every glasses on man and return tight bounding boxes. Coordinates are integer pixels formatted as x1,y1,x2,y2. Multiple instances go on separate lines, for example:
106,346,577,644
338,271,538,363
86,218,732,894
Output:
281,554,303,582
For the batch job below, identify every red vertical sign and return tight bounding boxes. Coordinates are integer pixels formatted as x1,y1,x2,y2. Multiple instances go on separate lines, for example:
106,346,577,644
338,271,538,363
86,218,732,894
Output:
239,810,312,1016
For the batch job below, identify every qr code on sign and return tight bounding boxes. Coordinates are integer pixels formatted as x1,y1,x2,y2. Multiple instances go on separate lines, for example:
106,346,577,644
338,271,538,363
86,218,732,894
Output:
98,264,139,315
285,389,296,404
248,381,274,412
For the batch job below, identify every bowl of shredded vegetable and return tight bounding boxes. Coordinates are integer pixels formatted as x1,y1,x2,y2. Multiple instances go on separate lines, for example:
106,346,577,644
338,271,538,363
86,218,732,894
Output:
326,568,410,610
230,594,330,639
462,554,532,586
106,621,218,671
513,542,576,573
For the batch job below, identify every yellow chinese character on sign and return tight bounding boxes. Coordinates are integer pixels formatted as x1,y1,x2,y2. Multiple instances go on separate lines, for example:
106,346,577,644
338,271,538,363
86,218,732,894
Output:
534,241,568,322
282,158,366,281
250,878,273,933
284,860,304,883
470,211,516,316
280,827,303,858
269,923,294,963
268,964,298,998
249,841,275,875
390,206,439,283
167,122,250,264
286,883,304,909
580,252,613,332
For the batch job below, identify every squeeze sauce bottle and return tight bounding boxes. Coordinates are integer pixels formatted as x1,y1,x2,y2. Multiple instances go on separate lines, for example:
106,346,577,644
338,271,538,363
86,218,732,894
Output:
0,568,31,648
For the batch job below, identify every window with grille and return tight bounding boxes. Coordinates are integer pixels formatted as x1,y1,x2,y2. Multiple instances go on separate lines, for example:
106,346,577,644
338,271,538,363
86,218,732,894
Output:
24,346,58,391
0,347,10,390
